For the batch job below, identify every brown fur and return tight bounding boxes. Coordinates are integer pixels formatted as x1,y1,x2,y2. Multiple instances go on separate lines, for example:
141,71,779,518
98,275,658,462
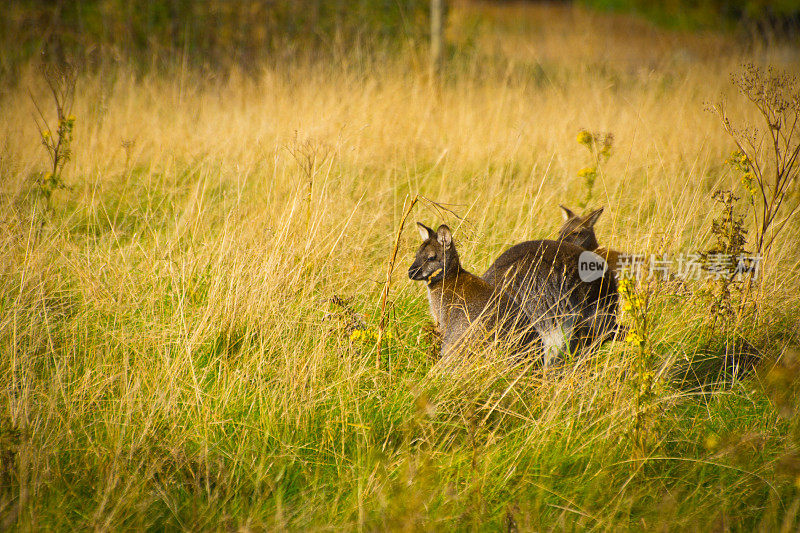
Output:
558,205,623,273
482,239,618,363
409,223,540,361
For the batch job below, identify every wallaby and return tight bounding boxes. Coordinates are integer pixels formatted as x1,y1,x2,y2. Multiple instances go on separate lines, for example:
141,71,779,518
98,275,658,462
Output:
558,205,622,273
408,223,541,362
482,238,618,365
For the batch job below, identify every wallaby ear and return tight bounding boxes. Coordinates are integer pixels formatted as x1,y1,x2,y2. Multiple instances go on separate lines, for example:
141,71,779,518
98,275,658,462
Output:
416,222,435,241
584,207,604,227
436,225,453,248
559,205,576,221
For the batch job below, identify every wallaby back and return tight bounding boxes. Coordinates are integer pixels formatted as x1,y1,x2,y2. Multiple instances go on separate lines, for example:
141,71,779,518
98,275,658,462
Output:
409,223,541,362
482,239,618,364
558,205,623,272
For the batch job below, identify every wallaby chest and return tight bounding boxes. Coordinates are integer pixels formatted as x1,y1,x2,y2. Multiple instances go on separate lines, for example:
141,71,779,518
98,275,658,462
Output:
426,273,486,323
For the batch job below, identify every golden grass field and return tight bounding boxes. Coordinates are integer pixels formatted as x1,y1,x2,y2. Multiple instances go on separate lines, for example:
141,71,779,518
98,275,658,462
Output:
1,1,800,530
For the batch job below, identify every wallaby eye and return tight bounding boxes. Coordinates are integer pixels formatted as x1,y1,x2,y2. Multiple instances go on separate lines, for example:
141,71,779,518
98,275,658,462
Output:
427,252,437,261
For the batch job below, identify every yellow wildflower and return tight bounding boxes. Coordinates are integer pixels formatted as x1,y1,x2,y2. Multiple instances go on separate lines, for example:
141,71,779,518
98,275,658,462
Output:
740,172,758,196
577,166,596,179
576,130,593,146
626,331,645,347
727,150,747,166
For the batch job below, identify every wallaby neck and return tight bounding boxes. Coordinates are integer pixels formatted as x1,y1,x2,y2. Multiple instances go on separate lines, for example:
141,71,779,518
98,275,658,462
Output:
425,267,466,329
426,266,464,289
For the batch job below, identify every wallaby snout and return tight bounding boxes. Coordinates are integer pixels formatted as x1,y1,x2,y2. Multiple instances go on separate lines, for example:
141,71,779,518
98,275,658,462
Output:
407,260,441,282
407,263,426,281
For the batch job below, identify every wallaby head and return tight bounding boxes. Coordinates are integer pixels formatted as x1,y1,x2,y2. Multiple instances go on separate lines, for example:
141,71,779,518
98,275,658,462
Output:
408,223,461,284
558,205,603,250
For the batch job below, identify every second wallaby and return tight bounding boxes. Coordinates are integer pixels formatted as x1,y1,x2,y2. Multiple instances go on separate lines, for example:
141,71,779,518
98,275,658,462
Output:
558,205,622,273
482,238,618,365
408,223,541,362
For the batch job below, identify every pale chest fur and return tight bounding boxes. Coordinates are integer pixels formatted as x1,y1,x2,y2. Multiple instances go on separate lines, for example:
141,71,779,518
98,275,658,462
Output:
426,283,460,328
426,288,438,327
425,277,481,334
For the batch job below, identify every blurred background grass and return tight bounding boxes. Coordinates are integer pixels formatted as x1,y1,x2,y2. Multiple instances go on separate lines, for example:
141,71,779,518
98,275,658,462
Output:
2,0,799,78
0,0,430,77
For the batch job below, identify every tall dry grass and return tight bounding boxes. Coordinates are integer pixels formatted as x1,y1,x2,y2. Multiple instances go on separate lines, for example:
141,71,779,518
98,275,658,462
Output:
1,2,799,530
